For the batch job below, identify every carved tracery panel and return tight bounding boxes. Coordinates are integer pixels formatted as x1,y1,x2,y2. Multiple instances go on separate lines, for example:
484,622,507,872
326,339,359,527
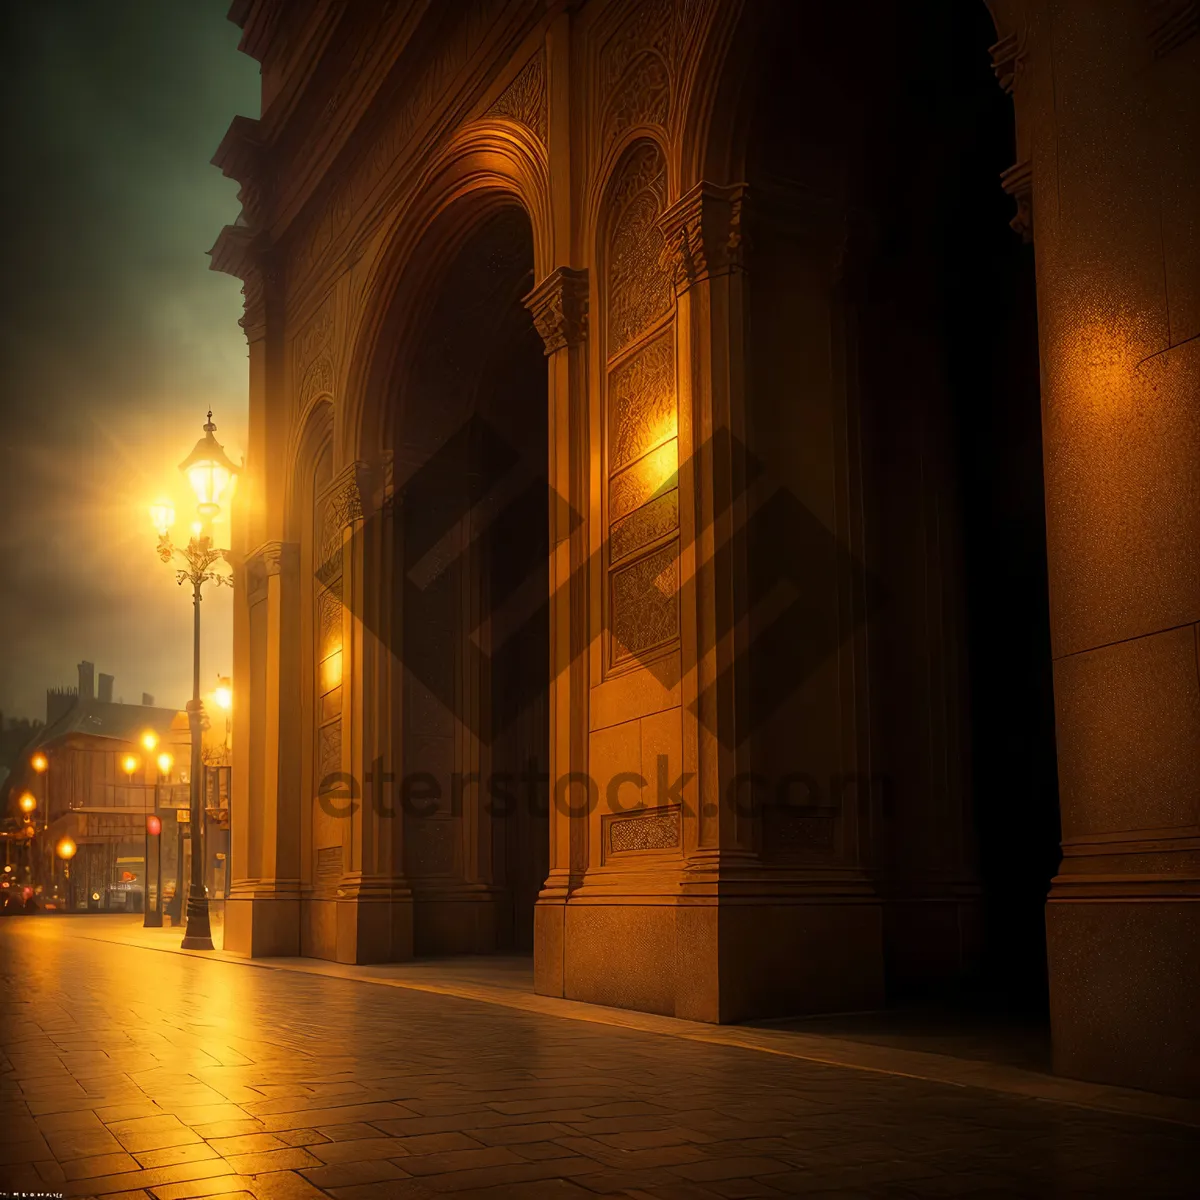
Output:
604,141,679,668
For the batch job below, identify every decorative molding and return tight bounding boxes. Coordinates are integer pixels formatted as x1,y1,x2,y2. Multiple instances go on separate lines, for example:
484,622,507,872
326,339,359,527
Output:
607,805,681,854
287,0,510,288
1000,160,1033,243
988,28,1028,94
486,50,547,144
317,460,371,566
212,115,271,233
208,224,281,342
245,540,299,603
1149,0,1198,56
524,267,589,355
607,141,672,357
657,180,747,291
298,354,335,411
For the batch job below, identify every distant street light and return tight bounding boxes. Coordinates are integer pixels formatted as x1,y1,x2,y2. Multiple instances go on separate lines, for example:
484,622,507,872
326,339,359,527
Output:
214,678,233,712
141,730,159,753
152,410,238,951
18,793,36,815
56,836,77,909
31,752,48,774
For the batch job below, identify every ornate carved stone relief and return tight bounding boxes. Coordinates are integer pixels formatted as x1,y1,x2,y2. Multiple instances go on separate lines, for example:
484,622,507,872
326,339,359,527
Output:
608,330,676,473
486,50,547,144
611,540,679,662
288,0,510,289
524,267,589,355
658,181,746,292
607,805,681,854
607,142,672,357
596,0,712,151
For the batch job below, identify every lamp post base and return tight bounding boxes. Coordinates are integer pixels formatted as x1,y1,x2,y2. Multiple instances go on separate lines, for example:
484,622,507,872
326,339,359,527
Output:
181,898,213,950
143,911,163,929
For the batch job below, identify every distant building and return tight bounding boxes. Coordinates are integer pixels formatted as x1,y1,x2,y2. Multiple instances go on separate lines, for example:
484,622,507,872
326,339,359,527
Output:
3,662,193,912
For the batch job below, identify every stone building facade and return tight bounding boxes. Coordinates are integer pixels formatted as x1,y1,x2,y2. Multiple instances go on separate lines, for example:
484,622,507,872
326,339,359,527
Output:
213,0,1200,1097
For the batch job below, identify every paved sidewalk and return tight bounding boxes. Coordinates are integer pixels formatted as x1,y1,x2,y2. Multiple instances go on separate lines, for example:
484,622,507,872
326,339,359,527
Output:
1,918,1197,1199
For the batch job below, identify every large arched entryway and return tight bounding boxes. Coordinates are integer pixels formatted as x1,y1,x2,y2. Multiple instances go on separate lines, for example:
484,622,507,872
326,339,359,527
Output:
385,203,549,956
698,0,1059,1033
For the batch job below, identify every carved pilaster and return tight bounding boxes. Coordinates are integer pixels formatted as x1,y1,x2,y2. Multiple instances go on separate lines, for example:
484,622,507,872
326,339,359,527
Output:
1000,159,1033,243
657,181,747,292
524,267,589,355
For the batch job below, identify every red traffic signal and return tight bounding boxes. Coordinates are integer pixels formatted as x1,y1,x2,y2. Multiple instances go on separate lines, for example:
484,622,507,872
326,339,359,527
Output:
146,815,162,836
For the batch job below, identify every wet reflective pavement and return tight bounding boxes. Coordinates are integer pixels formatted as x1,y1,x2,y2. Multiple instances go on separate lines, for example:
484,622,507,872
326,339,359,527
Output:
0,917,1197,1199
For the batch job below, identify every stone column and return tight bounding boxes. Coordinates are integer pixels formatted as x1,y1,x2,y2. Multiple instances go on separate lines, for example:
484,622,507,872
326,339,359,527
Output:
328,460,413,964
989,0,1200,1096
658,181,884,1022
212,222,305,958
226,539,303,956
526,266,590,997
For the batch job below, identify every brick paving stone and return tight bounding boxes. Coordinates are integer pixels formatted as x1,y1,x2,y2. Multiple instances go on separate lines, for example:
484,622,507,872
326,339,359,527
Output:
61,1150,142,1179
3,920,1199,1200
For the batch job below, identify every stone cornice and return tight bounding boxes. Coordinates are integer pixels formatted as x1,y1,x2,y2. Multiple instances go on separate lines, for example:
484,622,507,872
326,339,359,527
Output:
208,224,280,341
524,267,589,355
657,181,747,292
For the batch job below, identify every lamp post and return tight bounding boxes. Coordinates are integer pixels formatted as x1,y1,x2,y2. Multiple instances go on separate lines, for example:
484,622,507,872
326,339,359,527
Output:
152,410,238,951
145,750,172,927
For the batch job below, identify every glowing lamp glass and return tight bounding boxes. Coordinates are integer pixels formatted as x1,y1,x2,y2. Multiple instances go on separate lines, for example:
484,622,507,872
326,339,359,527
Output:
56,837,76,860
214,680,233,711
141,731,158,752
18,792,36,814
31,752,48,773
150,501,175,537
156,751,174,775
146,814,162,836
122,754,140,776
179,412,238,519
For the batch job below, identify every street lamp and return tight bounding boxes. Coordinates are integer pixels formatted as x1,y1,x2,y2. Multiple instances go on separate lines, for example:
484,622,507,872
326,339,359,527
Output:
153,410,237,951
31,752,47,774
56,836,76,910
18,793,36,816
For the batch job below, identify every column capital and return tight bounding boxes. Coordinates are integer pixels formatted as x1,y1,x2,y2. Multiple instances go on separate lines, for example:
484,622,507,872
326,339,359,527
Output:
524,266,589,355
244,540,299,601
658,181,748,292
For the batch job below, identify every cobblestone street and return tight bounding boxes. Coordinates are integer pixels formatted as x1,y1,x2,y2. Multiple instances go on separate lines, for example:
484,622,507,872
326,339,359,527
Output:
1,918,1196,1200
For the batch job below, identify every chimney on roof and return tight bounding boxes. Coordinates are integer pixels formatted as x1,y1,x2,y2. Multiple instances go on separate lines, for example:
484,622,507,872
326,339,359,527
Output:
142,693,154,707
98,673,114,704
78,661,95,702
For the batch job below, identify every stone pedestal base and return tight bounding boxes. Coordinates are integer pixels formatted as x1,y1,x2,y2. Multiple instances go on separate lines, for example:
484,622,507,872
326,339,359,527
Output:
302,893,413,964
543,890,884,1022
225,894,301,957
1047,898,1200,1097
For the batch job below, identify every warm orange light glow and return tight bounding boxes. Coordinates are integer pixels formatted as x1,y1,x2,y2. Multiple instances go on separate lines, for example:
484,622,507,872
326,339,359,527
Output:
18,793,36,814
30,752,48,773
180,412,239,518
56,837,76,861
150,500,176,537
141,730,159,752
214,678,233,711
156,751,174,776
122,754,140,776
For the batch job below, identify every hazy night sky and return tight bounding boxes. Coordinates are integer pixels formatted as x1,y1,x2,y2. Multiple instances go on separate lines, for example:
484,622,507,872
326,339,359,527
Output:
0,2,259,722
